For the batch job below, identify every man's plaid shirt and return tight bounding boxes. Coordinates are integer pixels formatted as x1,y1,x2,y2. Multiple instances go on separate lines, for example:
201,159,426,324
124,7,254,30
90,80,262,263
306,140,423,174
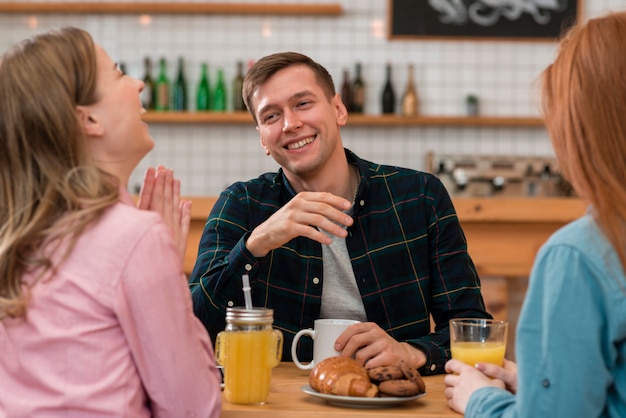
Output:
189,149,491,375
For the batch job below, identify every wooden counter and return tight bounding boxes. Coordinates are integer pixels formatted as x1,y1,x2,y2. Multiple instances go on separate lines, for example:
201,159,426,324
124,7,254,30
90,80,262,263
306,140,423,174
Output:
455,197,586,277
185,196,218,276
184,196,586,278
221,362,458,417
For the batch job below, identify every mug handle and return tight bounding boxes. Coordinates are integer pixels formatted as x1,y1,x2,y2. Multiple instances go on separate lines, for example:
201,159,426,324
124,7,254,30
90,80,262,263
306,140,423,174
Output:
291,328,315,370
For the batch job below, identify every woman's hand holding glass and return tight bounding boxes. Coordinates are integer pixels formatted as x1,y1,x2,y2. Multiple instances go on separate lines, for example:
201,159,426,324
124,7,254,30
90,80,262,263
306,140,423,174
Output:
444,358,518,414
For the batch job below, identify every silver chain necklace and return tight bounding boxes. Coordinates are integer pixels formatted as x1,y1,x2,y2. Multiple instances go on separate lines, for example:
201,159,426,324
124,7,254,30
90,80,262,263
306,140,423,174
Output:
351,165,361,205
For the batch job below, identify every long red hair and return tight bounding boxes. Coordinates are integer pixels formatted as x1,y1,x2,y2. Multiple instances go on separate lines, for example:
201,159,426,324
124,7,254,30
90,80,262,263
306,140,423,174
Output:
542,12,626,271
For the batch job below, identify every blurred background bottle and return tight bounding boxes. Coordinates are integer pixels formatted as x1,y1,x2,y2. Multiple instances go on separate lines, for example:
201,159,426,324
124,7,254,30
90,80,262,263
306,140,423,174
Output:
155,57,170,111
141,57,155,110
196,62,210,111
351,62,365,113
523,164,538,196
212,68,227,111
436,160,455,195
232,61,245,112
401,63,418,116
340,69,352,111
172,57,187,111
381,63,395,114
539,164,555,196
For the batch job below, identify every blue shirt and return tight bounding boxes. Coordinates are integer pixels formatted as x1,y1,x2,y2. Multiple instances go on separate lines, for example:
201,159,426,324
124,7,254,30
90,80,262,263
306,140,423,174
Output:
466,215,626,417
189,149,491,375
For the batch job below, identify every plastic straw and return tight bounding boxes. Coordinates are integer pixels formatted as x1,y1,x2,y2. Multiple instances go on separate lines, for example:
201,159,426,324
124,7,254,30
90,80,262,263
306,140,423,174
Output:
242,274,253,310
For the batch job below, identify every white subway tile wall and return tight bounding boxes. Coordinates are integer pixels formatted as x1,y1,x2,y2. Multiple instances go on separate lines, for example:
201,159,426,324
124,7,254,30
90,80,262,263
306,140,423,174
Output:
1,0,625,195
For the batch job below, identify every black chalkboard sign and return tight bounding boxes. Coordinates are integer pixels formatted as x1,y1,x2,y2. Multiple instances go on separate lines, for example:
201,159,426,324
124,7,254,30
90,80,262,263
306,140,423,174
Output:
389,0,582,41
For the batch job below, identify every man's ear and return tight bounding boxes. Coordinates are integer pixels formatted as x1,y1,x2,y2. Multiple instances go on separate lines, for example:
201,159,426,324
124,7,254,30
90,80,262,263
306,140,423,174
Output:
332,93,348,127
77,106,104,136
259,135,270,155
258,126,270,155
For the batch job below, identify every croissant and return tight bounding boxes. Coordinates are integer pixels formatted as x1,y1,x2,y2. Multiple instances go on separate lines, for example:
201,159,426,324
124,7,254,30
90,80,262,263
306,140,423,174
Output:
309,356,379,397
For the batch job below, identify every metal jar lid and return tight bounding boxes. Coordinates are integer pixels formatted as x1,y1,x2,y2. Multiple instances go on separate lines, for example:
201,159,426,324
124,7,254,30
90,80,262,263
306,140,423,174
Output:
226,307,274,324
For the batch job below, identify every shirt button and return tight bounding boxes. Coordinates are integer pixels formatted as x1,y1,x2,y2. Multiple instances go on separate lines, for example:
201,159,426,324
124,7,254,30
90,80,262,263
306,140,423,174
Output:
359,200,365,206
430,364,436,371
245,264,252,271
312,277,320,285
542,379,550,388
227,300,234,307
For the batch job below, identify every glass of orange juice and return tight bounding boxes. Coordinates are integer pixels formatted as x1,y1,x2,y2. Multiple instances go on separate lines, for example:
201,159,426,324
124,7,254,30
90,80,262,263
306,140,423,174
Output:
215,307,283,405
450,318,508,366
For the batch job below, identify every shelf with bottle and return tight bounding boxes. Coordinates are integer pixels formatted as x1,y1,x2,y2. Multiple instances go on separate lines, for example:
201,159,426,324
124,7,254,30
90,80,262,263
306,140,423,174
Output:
140,111,544,127
140,55,242,113
138,59,544,128
0,2,342,15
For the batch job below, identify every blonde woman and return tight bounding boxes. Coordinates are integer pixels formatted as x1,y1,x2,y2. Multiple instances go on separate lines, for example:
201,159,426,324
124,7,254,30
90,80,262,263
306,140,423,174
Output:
0,27,221,417
444,11,626,417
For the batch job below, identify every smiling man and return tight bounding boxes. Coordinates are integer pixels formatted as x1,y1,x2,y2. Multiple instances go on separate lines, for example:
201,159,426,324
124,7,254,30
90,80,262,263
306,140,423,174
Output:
189,52,491,376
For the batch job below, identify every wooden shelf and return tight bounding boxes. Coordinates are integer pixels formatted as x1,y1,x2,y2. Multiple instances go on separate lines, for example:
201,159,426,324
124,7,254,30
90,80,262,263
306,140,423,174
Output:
0,2,343,15
141,111,545,127
142,111,255,124
348,115,545,127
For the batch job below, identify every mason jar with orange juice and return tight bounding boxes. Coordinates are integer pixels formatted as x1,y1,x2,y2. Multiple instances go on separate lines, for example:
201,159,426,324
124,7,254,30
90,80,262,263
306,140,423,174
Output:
215,307,283,405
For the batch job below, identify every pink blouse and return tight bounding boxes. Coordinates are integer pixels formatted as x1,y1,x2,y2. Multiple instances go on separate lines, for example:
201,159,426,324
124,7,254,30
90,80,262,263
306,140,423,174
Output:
0,191,221,417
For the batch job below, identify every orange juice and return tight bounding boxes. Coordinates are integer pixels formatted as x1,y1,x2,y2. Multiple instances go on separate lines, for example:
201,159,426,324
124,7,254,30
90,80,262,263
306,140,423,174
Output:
216,329,282,405
451,341,506,366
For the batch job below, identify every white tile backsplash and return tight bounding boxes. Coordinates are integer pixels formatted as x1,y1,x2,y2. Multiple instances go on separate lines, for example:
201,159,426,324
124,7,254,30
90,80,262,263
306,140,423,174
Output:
1,0,625,195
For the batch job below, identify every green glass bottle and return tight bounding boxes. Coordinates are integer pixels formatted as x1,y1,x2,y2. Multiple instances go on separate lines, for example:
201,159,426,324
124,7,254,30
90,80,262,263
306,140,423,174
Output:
196,62,210,111
212,68,227,112
172,57,187,111
232,61,245,112
155,57,170,111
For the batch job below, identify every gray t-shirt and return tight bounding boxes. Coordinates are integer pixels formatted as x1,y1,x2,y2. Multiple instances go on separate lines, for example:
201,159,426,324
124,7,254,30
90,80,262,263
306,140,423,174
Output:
318,209,367,321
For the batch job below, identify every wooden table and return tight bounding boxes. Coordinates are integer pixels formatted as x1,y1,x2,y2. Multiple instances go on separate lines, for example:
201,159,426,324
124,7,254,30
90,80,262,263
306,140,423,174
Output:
221,363,459,417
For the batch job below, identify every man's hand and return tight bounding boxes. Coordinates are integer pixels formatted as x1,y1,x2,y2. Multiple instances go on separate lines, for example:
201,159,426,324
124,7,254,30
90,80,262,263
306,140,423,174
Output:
245,191,353,257
333,322,427,371
137,166,191,262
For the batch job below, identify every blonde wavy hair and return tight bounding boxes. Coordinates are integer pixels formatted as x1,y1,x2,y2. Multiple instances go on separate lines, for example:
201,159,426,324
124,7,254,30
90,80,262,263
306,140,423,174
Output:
542,12,626,271
0,27,119,319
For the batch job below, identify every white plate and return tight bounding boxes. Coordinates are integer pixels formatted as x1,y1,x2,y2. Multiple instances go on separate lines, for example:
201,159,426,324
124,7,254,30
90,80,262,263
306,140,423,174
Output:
301,385,426,408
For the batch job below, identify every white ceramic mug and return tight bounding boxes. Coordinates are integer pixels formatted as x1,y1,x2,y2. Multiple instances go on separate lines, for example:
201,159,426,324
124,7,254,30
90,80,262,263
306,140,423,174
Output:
290,319,360,370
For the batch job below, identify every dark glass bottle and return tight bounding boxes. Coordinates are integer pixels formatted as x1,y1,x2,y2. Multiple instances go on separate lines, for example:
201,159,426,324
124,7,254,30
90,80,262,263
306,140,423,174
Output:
381,63,395,115
540,164,555,196
232,61,245,112
172,57,187,111
340,69,352,111
196,62,210,111
155,57,170,111
212,68,226,111
351,62,365,114
140,57,155,110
